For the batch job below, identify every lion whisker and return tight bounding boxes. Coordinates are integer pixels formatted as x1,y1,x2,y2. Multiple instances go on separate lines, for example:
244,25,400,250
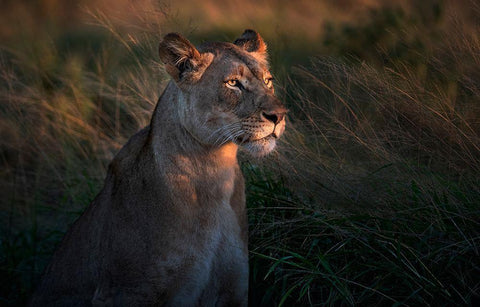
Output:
209,122,243,147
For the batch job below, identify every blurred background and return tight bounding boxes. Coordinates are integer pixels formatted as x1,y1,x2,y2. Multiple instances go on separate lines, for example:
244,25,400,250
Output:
1,0,479,305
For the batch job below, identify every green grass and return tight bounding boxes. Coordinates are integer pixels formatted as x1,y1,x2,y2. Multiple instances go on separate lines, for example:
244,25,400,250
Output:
1,0,480,306
246,166,479,306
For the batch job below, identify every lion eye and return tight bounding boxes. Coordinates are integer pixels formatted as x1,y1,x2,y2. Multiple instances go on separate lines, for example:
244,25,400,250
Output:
264,77,273,88
226,79,239,88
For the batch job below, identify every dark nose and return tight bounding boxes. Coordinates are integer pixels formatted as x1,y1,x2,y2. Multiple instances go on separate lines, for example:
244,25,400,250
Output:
262,110,286,125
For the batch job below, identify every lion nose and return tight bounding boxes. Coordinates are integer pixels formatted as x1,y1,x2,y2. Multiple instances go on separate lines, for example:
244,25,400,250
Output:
262,110,286,125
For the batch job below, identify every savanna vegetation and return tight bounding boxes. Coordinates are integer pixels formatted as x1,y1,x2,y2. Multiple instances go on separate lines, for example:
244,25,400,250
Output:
1,0,479,305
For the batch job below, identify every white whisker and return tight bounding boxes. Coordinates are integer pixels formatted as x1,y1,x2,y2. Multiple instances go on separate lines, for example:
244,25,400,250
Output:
206,121,243,147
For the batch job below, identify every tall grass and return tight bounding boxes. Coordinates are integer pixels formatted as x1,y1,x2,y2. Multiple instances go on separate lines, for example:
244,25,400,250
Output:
0,10,162,303
248,2,480,305
1,0,479,306
248,53,480,304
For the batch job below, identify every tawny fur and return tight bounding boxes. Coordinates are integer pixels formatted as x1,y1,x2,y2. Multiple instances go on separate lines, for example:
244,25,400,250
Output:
30,29,286,306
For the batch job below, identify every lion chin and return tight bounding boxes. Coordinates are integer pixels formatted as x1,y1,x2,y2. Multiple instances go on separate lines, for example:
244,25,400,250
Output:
242,135,277,157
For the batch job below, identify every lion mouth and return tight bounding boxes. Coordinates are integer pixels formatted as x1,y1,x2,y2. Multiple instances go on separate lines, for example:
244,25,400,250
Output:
235,133,275,145
250,134,276,143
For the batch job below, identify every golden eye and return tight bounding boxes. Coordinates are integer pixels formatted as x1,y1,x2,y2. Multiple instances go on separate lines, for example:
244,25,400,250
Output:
226,79,238,87
264,77,273,88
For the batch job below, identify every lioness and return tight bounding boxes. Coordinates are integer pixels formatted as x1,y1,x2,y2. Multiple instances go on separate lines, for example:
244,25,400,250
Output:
30,29,286,306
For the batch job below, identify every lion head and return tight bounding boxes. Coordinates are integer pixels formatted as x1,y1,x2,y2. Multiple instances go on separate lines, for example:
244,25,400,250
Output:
158,29,286,157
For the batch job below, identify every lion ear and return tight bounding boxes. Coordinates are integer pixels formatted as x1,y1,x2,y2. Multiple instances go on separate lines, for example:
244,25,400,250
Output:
159,33,211,82
234,29,267,55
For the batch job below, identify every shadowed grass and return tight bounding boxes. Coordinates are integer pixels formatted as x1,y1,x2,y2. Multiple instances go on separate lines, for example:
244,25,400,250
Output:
247,169,479,305
246,3,480,304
